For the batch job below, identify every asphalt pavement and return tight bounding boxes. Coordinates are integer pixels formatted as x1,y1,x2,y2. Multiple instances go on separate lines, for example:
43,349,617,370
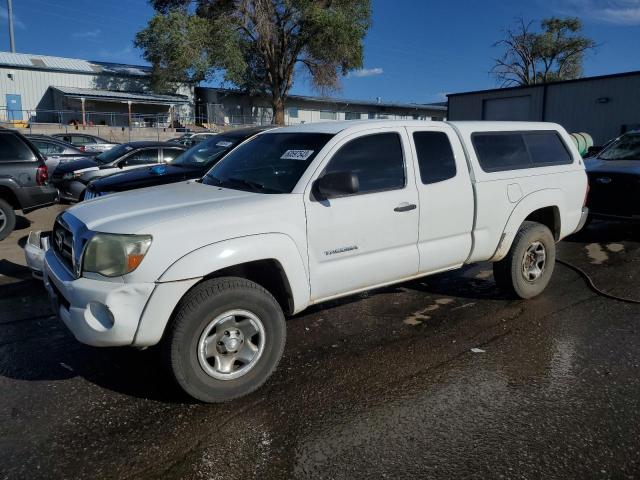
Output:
1,206,639,479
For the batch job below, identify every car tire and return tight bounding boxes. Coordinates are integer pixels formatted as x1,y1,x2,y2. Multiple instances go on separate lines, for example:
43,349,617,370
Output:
163,277,286,403
0,199,16,241
493,221,556,299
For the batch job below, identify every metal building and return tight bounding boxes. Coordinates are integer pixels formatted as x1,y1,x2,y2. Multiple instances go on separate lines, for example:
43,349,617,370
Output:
447,71,640,144
196,87,447,126
0,51,192,127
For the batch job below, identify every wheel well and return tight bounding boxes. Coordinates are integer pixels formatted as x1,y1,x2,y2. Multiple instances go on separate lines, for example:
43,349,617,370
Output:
525,206,560,240
0,186,20,210
204,259,295,315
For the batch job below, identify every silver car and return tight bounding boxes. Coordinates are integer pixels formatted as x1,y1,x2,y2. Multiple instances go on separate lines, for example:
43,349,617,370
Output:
51,133,118,153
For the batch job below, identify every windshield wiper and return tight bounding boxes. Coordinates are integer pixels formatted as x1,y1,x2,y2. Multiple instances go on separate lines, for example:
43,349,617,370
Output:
226,177,270,192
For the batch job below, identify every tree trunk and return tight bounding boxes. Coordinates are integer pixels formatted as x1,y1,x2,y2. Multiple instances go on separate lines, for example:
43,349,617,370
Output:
271,95,285,126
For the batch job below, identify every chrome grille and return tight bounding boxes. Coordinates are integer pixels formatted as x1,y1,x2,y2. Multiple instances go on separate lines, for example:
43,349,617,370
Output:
52,219,74,273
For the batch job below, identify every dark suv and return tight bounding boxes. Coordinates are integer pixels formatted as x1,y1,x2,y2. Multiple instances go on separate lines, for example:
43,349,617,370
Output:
0,129,58,240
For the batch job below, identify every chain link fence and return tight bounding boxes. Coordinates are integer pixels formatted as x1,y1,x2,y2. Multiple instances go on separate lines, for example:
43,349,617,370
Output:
0,107,226,142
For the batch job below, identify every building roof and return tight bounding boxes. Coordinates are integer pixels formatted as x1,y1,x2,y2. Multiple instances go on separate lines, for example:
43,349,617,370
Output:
51,86,189,105
202,87,448,112
447,70,640,98
0,51,151,77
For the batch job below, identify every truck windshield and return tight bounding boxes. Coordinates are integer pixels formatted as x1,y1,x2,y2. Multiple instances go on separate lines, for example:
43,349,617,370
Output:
203,132,334,193
171,136,241,167
599,133,640,161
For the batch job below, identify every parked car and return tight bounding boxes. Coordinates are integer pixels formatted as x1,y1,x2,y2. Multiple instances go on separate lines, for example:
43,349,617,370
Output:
83,127,271,200
51,141,187,202
585,131,640,222
39,120,588,402
25,134,95,173
51,133,118,153
170,132,218,147
0,129,57,240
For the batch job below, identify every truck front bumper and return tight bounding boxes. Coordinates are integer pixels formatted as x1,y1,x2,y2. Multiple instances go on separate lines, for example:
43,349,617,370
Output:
43,248,155,347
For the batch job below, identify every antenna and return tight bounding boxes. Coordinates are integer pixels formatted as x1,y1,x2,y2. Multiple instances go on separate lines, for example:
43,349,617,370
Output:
7,0,15,53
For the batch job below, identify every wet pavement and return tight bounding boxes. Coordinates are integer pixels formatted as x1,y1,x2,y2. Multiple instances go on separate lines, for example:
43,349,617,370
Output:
1,207,639,479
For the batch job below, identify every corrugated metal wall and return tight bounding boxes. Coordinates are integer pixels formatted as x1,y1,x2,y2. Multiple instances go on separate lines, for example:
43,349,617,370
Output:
545,75,640,144
448,73,640,144
0,67,195,121
448,86,543,122
0,68,151,111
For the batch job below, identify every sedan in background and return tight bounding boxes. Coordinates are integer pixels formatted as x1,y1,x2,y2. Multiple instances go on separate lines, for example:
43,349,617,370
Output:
84,127,271,200
585,131,640,222
51,133,118,153
51,141,186,202
25,134,95,173
170,132,218,147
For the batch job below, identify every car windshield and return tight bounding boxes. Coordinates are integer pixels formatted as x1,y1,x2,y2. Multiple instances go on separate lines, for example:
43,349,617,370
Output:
171,136,243,167
94,144,135,164
599,133,640,161
203,132,334,193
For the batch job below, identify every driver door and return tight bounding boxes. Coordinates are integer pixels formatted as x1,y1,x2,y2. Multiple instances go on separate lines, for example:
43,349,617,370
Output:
304,128,420,301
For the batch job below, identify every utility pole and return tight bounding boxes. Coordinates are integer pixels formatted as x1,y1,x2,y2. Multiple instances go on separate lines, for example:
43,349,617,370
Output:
7,0,15,53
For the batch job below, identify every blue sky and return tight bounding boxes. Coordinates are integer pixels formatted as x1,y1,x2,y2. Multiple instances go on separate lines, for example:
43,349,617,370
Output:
2,0,639,104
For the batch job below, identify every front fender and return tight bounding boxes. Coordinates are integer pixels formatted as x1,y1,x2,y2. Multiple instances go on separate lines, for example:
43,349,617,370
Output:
491,189,564,261
159,233,310,313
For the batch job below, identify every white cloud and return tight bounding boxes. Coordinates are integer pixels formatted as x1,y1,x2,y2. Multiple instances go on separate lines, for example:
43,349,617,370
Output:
551,0,640,25
350,67,384,78
72,29,102,39
0,7,26,30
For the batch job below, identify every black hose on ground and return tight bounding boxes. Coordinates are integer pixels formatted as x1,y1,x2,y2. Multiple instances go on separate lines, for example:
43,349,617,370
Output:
556,259,640,305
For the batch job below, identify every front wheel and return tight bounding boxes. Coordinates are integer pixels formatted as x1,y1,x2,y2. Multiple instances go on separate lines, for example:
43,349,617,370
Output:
0,199,16,241
493,221,556,299
163,277,286,403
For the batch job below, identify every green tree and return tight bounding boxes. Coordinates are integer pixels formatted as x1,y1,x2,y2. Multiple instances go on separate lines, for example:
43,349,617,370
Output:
491,17,597,87
135,0,371,125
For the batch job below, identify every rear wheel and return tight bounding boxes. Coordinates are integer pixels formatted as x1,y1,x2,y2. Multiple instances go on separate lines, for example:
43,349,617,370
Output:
0,199,16,241
493,221,556,299
163,277,286,403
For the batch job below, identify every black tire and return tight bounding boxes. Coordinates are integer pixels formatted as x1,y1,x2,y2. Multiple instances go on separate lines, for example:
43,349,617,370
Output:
0,199,16,241
493,221,556,299
163,277,286,403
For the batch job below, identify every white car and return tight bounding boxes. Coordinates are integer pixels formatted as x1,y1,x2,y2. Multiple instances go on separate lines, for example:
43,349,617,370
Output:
41,120,588,402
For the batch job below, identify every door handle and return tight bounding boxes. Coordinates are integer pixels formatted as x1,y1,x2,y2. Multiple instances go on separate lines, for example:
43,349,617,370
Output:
394,203,417,213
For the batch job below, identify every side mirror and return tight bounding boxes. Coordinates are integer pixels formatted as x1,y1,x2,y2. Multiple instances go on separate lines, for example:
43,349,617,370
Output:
314,171,359,199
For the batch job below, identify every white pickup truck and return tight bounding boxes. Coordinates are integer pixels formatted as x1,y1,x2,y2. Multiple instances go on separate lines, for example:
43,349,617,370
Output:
42,120,588,402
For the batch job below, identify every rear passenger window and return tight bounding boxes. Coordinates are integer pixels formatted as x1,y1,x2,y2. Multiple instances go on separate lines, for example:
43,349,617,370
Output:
413,131,457,184
472,131,572,172
525,132,572,166
472,133,529,172
0,134,36,161
324,133,404,194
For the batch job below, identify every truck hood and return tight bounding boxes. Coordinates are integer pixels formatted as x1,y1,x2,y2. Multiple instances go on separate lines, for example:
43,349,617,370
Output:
585,158,640,175
67,180,257,233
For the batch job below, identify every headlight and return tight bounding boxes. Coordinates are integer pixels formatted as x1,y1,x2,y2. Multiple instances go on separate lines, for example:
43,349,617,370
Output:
82,233,152,277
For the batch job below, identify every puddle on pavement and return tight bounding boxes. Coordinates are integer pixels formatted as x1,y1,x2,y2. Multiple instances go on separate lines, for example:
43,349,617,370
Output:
585,243,608,265
403,298,454,325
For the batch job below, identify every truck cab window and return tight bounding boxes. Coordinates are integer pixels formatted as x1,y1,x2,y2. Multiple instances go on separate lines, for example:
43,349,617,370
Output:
413,131,457,184
324,132,405,194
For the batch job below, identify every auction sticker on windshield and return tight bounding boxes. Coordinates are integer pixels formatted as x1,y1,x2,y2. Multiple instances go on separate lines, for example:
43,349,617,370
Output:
216,141,234,147
281,150,314,161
